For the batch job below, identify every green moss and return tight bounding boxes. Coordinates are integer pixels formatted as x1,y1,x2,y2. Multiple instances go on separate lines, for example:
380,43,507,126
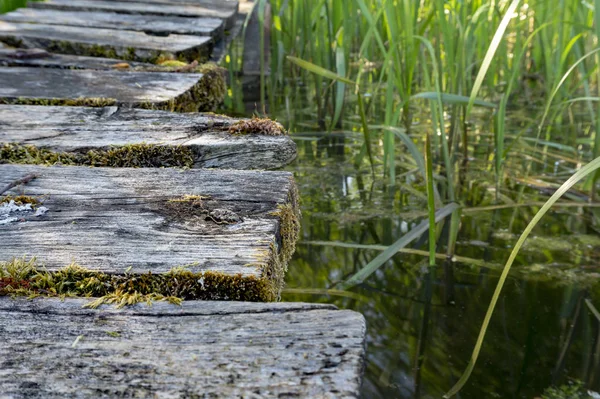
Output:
158,60,189,68
0,195,39,207
0,257,277,307
136,62,226,112
0,143,194,168
0,97,117,107
228,117,287,136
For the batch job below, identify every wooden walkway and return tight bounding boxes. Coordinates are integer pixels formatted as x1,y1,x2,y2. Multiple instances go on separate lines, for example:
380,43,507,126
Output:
0,0,365,397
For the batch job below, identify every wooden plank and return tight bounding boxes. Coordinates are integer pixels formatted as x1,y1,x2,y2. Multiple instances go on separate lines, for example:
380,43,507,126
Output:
0,8,224,38
0,105,297,170
0,164,300,301
0,48,154,70
0,67,226,112
0,297,365,398
0,21,212,63
30,0,239,30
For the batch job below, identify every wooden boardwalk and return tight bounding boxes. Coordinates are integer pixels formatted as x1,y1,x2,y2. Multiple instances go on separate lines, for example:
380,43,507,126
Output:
0,105,297,169
0,0,366,396
0,298,365,398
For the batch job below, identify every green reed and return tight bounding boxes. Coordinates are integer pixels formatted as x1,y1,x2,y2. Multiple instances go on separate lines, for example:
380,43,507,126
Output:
261,0,598,198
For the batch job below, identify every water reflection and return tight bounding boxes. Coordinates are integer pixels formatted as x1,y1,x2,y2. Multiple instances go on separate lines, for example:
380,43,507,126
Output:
281,134,600,398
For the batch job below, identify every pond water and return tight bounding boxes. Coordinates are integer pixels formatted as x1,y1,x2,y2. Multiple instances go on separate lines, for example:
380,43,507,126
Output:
227,78,600,398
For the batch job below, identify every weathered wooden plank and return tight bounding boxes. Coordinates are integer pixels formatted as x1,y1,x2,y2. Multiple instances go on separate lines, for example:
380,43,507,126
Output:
0,48,154,69
0,297,365,398
0,8,224,38
0,105,297,170
0,164,300,301
30,0,239,29
0,67,225,112
0,21,212,63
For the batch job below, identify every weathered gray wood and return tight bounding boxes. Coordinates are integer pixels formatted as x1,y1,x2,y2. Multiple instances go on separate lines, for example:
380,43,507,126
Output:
0,164,299,299
0,8,224,38
0,67,222,112
0,297,365,398
0,48,154,69
0,21,212,63
30,0,239,29
0,105,297,170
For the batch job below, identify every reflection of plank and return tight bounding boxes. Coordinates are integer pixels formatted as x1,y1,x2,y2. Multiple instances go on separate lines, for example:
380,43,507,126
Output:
0,22,212,62
0,164,299,300
30,0,239,29
0,105,297,170
0,298,366,398
0,67,222,112
0,8,224,38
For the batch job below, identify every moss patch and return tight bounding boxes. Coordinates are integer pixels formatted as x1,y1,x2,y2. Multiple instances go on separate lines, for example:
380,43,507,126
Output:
0,195,39,207
0,258,277,307
0,143,194,168
0,97,117,107
228,117,287,136
138,62,226,112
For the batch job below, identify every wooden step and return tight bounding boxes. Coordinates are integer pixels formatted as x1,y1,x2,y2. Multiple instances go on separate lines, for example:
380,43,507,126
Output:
0,298,365,398
0,105,297,170
0,21,212,63
0,67,225,112
0,8,224,38
0,164,300,301
30,0,239,30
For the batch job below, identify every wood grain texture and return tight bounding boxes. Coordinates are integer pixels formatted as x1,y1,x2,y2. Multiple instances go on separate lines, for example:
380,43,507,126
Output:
0,164,298,297
0,21,212,62
0,48,153,69
30,0,239,29
0,8,224,38
0,105,296,170
0,297,365,398
0,67,219,111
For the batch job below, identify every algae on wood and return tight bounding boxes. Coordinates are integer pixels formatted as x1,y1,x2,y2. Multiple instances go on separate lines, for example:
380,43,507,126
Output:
0,67,225,112
30,0,239,29
0,21,212,63
0,164,300,301
0,297,365,398
0,8,224,38
0,105,296,170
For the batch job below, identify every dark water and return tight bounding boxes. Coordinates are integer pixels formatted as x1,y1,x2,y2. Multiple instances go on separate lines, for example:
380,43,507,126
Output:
226,78,600,397
279,132,600,398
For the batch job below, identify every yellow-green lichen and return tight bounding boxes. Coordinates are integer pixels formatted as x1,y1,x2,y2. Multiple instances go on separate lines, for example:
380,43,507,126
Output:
228,117,287,136
0,257,277,307
0,143,194,168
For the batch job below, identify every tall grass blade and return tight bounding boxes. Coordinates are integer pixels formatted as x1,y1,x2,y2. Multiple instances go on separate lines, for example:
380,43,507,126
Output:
338,203,459,290
466,0,520,117
444,155,600,398
286,55,354,85
425,134,437,266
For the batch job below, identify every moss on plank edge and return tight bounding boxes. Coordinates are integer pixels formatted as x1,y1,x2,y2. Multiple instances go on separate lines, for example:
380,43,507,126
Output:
228,117,287,136
0,257,277,307
0,143,194,168
138,63,226,112
0,97,117,107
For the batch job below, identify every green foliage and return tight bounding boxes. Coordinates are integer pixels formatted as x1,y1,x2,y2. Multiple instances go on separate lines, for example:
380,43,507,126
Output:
541,381,594,399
